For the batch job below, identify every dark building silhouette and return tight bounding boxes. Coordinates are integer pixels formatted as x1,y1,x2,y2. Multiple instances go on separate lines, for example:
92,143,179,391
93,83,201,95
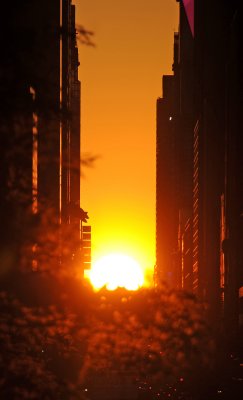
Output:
193,0,242,347
62,3,81,220
156,2,194,290
156,0,242,348
156,75,176,287
61,1,82,258
0,0,84,273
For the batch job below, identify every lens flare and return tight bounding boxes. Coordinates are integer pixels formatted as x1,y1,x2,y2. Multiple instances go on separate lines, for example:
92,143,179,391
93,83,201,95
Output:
87,253,144,291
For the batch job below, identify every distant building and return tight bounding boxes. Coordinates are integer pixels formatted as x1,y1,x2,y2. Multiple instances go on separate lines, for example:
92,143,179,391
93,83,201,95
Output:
156,75,177,287
81,225,91,270
156,1,194,290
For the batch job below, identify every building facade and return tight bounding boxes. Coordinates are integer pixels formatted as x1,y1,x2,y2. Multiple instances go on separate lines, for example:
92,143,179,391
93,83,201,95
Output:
156,0,242,347
156,2,194,290
0,0,84,275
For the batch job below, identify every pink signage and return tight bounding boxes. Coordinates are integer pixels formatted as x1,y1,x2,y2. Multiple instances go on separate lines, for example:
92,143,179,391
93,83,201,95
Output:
182,0,194,36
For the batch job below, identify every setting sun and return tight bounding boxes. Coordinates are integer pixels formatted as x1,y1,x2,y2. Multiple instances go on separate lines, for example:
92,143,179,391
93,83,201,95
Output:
87,253,144,291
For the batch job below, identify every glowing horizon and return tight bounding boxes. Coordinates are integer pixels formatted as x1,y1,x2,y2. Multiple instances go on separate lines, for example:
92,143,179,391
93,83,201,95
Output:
85,252,144,291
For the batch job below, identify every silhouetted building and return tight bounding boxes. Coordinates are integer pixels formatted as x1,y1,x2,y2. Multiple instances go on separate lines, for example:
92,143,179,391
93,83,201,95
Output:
156,1,194,290
0,0,83,272
62,2,81,221
0,1,37,259
156,75,177,286
81,225,91,270
61,1,82,262
175,1,194,292
32,0,82,266
156,0,242,349
193,0,242,345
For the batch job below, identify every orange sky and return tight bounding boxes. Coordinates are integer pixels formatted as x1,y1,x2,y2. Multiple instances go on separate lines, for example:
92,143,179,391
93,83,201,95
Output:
73,0,179,277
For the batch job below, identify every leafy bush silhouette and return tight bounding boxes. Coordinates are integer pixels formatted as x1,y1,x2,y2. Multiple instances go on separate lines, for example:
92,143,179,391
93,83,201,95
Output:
0,285,217,400
0,290,90,399
80,287,216,399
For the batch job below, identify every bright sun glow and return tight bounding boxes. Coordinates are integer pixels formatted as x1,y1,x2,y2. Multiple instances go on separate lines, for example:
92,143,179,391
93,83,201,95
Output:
87,253,144,291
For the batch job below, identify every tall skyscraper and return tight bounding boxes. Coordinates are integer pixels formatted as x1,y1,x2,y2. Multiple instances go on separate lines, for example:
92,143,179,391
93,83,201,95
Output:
192,0,242,342
156,1,194,290
156,75,177,287
0,0,82,272
156,0,242,348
